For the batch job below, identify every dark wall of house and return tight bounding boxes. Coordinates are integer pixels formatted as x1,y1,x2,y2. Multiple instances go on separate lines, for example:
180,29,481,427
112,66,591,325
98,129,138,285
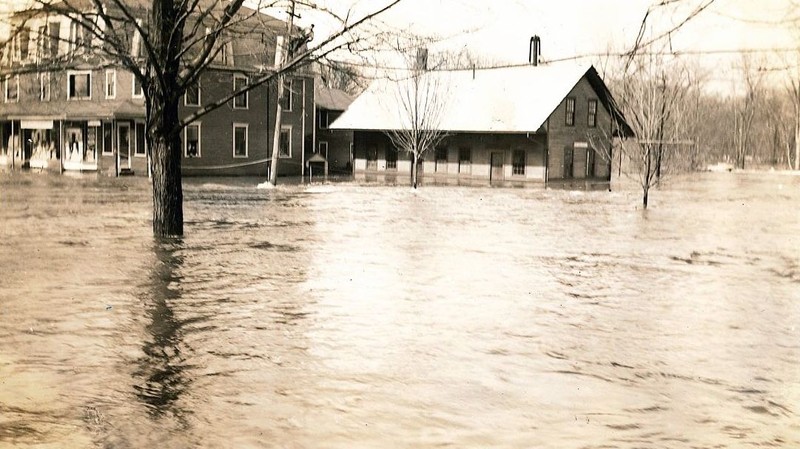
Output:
546,76,613,181
315,109,353,174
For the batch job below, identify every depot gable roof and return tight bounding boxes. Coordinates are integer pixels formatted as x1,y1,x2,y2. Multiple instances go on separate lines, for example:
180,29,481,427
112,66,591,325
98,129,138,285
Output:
330,63,631,135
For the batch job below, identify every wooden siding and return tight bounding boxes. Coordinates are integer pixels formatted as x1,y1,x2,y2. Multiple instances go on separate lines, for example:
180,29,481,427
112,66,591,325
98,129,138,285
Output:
546,76,613,181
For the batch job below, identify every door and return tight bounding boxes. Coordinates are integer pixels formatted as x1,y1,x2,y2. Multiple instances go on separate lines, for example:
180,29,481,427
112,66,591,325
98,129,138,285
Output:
563,146,574,178
490,152,504,182
22,129,33,162
366,146,377,170
118,123,131,169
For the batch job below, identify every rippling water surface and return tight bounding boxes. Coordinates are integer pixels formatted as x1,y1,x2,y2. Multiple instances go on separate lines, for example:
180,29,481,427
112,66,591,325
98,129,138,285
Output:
1,172,798,448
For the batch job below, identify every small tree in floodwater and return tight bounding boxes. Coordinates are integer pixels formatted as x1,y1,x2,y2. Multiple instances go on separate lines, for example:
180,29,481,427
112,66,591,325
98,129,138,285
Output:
384,45,449,189
603,53,689,208
1,0,402,236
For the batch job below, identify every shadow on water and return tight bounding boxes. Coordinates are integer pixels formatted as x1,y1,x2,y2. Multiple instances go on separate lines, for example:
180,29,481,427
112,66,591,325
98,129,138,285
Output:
132,237,191,423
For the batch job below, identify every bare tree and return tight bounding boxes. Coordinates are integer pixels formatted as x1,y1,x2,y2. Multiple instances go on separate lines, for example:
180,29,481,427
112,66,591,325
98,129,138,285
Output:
1,0,402,236
786,51,800,170
607,53,689,208
732,56,764,170
384,43,449,189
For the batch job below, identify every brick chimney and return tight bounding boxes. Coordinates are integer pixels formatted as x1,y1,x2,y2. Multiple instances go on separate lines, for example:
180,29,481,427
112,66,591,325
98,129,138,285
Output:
529,36,541,66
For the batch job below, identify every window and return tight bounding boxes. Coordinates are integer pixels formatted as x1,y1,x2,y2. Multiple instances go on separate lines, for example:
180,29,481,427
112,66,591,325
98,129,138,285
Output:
435,146,447,172
18,28,30,61
48,23,59,58
37,25,48,61
103,122,113,154
458,147,471,173
68,71,91,99
185,123,201,157
565,97,575,126
588,99,597,127
185,83,200,106
5,76,19,102
319,110,329,129
233,123,248,158
386,145,398,170
279,126,291,158
105,70,116,99
69,21,83,53
135,122,146,156
318,141,328,158
40,72,50,101
233,75,248,109
280,79,293,111
512,149,526,175
132,76,143,98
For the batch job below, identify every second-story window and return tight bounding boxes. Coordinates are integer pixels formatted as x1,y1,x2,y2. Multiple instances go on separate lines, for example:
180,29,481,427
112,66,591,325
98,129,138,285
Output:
68,71,91,100
69,21,84,53
18,28,30,61
106,70,116,99
565,97,576,126
40,72,50,101
185,83,200,106
233,75,248,109
280,79,293,111
5,76,19,102
36,25,49,61
319,110,329,129
588,99,598,127
132,76,143,98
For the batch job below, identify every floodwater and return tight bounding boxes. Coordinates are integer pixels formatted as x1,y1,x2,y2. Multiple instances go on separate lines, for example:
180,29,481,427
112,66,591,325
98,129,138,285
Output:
0,171,798,449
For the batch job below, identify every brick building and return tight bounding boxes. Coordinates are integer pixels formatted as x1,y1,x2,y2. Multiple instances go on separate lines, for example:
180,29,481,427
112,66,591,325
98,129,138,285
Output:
0,1,313,178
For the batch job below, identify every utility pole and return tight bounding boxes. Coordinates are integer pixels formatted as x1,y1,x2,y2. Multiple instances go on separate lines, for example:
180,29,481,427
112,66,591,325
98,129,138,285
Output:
268,0,296,186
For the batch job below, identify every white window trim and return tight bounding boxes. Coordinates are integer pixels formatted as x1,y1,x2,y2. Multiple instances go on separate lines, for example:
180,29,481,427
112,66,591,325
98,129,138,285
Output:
132,76,143,99
184,122,201,158
67,70,91,100
5,75,19,103
282,79,293,112
102,122,113,155
134,121,147,157
105,69,116,99
318,141,328,157
40,72,50,101
279,125,292,158
232,123,248,158
185,82,200,106
233,75,248,109
319,110,328,129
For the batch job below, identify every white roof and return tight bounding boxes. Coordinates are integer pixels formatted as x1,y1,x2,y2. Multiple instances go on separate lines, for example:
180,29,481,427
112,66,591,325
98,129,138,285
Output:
330,63,595,133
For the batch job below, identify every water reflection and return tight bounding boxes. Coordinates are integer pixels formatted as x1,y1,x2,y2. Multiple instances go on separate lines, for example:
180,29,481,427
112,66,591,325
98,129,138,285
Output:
133,238,190,421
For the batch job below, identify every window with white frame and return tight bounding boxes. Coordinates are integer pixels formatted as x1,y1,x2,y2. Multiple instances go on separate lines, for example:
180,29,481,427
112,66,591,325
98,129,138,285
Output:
318,141,328,158
565,97,576,126
132,76,143,98
40,72,50,101
319,110,329,129
280,79,293,111
105,70,116,99
233,75,248,109
102,122,113,154
458,147,471,173
279,125,291,158
588,99,598,128
5,76,19,102
36,25,48,61
68,21,84,53
185,123,201,157
233,123,248,158
386,144,398,170
135,122,146,156
185,82,200,106
68,71,91,99
18,27,30,61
